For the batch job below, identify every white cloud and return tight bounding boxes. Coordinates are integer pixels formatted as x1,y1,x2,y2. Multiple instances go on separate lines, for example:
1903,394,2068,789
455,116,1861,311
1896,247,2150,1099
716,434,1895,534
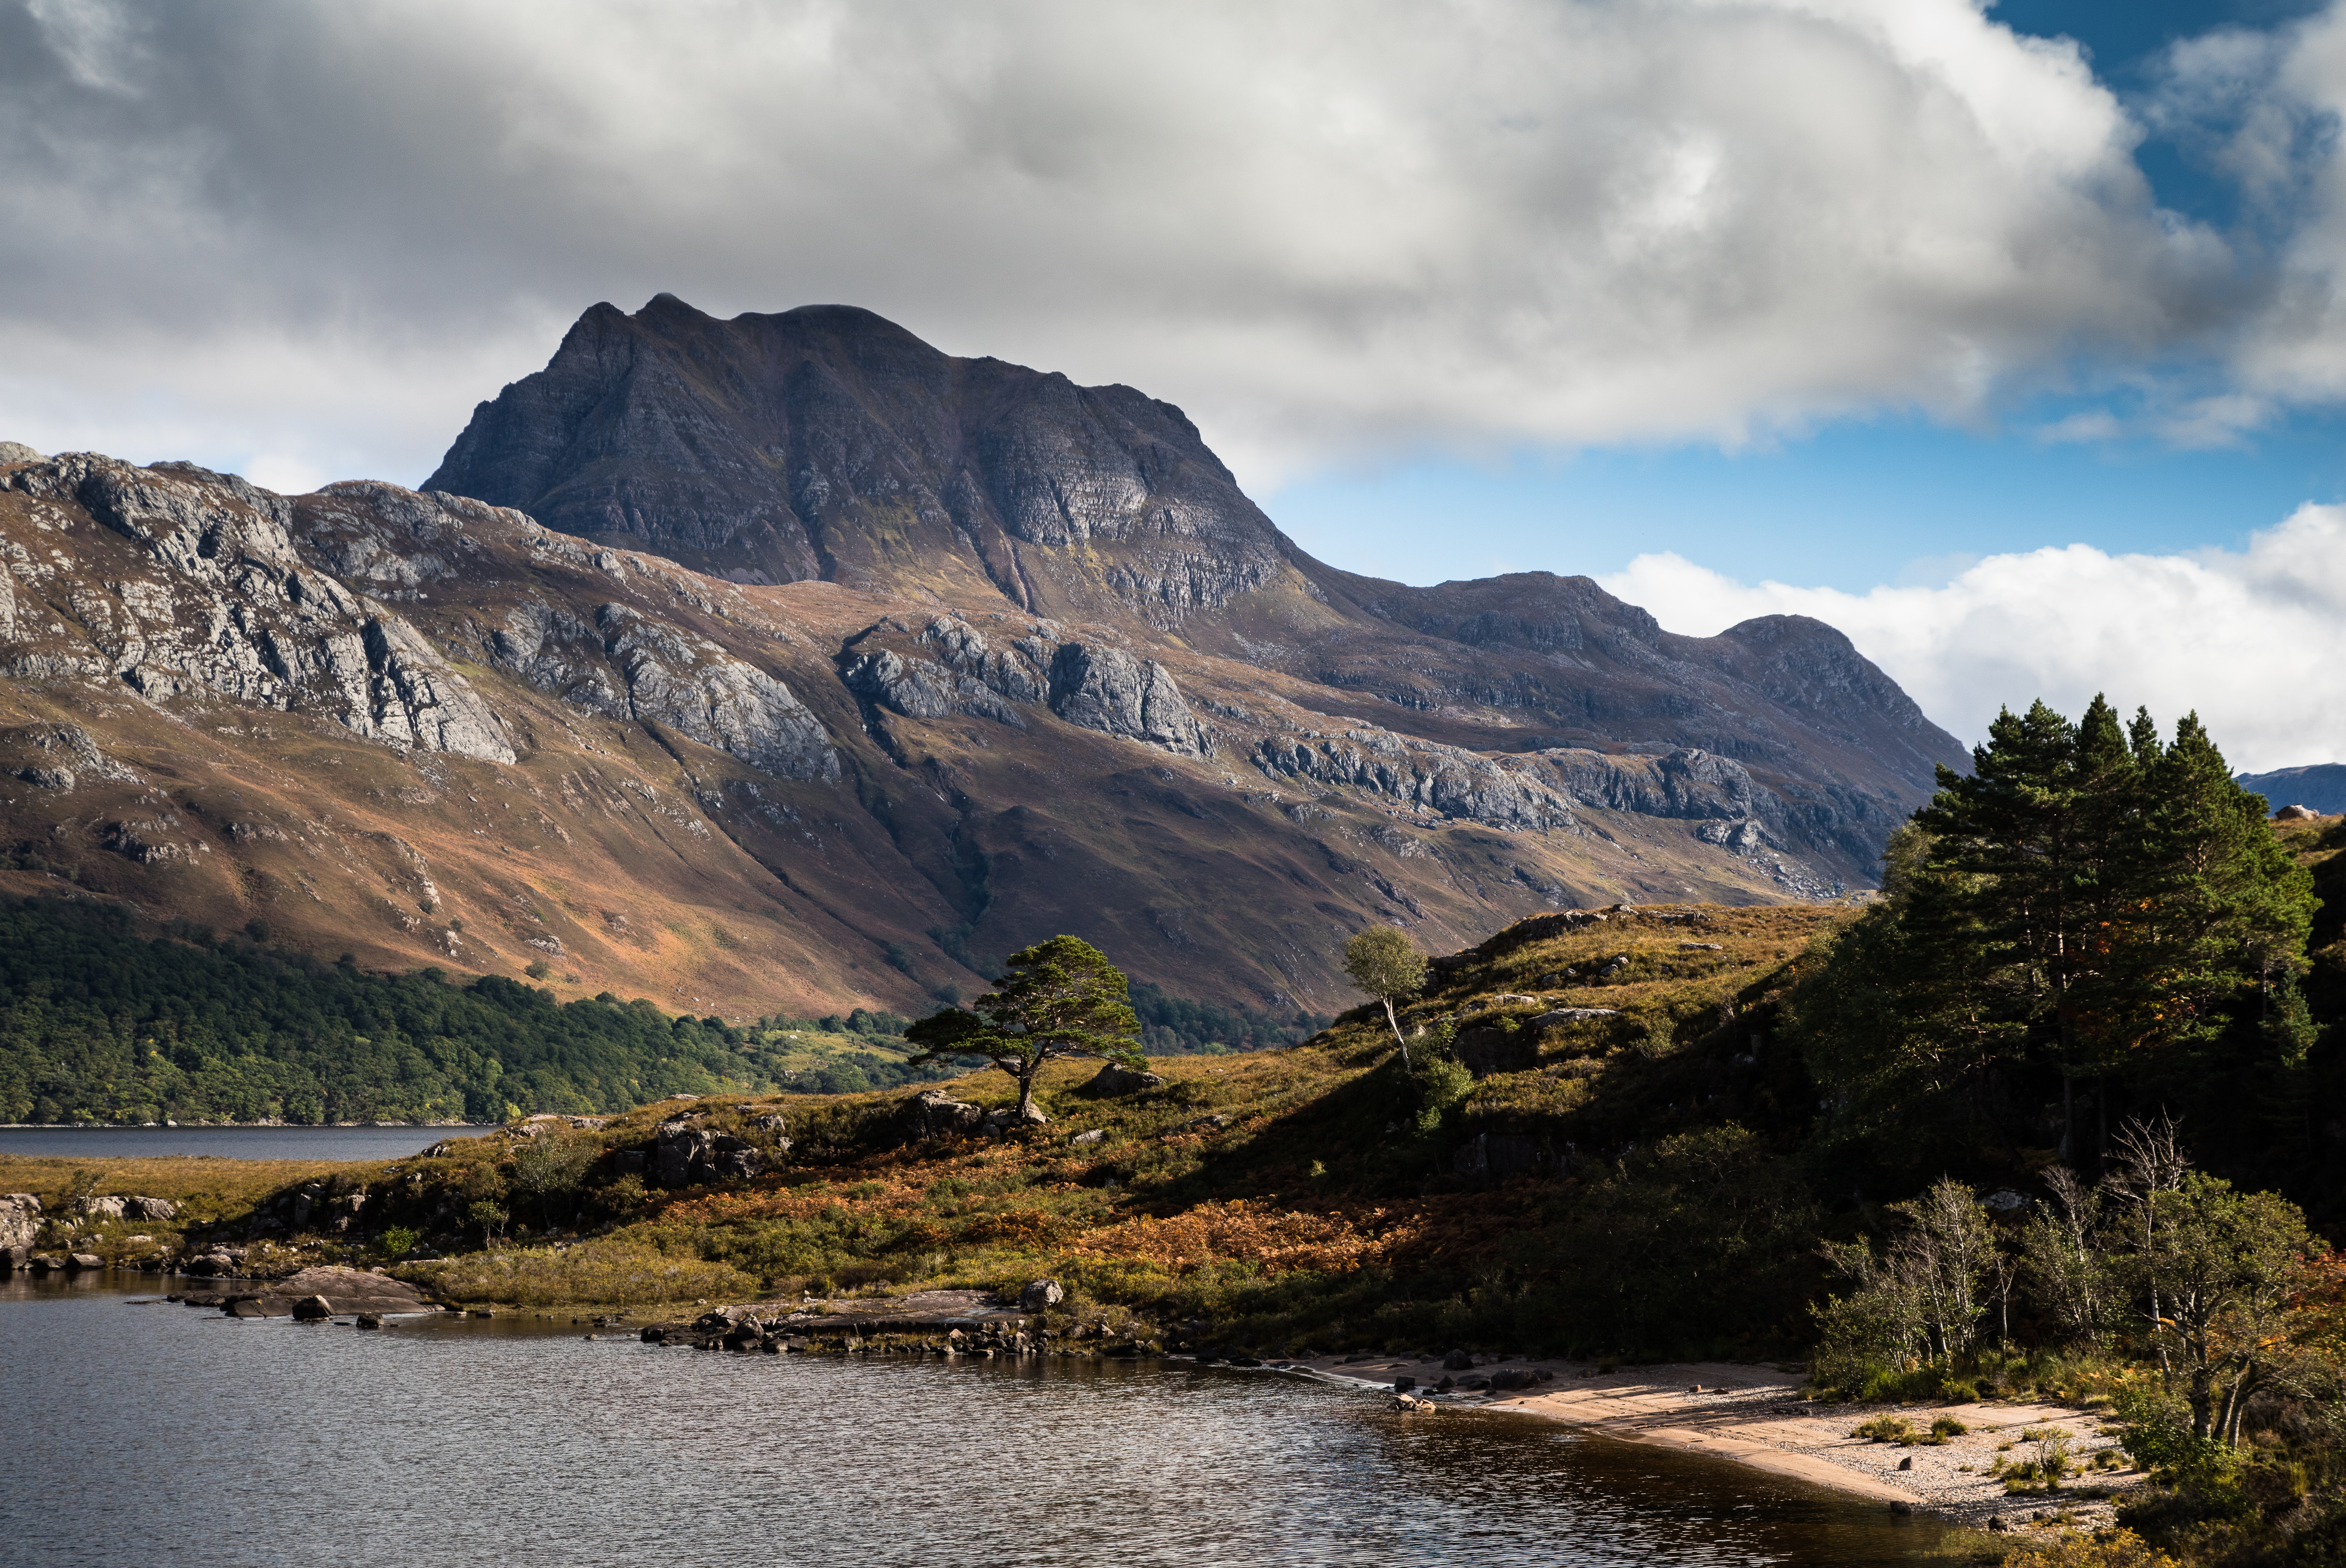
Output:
1598,505,2346,773
0,0,2234,488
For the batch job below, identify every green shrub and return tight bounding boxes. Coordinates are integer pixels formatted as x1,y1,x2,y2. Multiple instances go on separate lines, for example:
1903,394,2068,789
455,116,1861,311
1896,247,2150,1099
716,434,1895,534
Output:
1931,1416,1969,1439
379,1225,420,1256
1852,1415,1918,1444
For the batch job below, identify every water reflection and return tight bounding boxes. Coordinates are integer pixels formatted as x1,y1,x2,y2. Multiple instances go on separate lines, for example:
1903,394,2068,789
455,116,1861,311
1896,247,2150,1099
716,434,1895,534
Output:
0,1278,1952,1567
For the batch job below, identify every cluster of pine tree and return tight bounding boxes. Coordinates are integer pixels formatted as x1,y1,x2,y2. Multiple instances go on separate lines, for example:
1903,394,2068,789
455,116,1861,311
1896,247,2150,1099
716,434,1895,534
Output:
1793,697,2327,1195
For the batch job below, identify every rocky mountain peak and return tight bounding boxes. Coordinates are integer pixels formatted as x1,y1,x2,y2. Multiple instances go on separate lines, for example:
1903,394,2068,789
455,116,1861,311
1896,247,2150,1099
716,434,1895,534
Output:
428,295,1288,623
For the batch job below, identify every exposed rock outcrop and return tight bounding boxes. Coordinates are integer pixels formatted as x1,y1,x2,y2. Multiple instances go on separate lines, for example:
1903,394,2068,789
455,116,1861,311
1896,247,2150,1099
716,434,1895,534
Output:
653,1119,763,1188
1048,644,1209,756
898,1089,985,1141
0,1192,40,1267
0,455,514,762
1253,731,1574,831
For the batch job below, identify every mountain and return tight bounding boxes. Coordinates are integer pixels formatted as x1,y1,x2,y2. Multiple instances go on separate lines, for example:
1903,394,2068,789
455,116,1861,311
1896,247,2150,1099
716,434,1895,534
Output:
0,298,1963,1019
2238,764,2346,816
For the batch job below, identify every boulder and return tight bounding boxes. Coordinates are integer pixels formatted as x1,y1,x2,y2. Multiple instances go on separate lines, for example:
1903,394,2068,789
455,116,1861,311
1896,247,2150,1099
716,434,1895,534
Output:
653,1120,763,1188
1392,1376,1417,1392
1080,1062,1166,1097
981,1103,1050,1134
897,1090,985,1142
291,1294,334,1322
229,1298,271,1317
1069,1128,1107,1146
73,1195,128,1220
124,1195,178,1221
1020,1278,1065,1311
67,1252,105,1270
2277,803,2318,821
1442,1348,1474,1370
355,1313,384,1330
28,1253,65,1272
262,1265,430,1315
0,1192,41,1265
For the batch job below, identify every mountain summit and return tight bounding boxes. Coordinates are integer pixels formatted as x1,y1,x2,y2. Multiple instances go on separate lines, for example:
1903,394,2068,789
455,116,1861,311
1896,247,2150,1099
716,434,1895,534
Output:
427,295,1285,615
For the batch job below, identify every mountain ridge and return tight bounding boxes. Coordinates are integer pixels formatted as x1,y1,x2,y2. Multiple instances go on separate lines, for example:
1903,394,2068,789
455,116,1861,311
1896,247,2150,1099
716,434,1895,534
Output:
0,298,1962,1017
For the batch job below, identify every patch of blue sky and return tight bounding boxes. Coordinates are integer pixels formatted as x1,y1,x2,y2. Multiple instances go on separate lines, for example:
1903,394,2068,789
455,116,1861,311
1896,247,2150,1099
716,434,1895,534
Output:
1259,397,2346,593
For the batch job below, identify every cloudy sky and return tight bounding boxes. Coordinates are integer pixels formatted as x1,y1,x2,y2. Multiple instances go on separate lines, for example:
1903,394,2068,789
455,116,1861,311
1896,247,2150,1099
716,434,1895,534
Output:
7,0,2346,769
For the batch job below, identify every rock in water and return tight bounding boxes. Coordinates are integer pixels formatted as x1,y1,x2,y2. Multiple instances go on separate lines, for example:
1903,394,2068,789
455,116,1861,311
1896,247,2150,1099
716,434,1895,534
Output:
291,1294,334,1322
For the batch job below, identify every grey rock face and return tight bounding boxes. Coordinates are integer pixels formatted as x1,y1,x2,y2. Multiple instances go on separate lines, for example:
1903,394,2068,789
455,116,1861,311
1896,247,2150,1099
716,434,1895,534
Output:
0,456,514,763
1048,643,1210,756
71,1195,127,1219
0,1192,40,1265
1020,1278,1064,1311
426,298,1287,621
1535,748,1760,821
487,597,839,781
0,442,40,464
1252,731,1575,830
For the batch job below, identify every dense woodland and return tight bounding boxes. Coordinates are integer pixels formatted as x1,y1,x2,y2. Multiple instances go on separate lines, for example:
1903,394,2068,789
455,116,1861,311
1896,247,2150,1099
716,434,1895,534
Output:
0,901,1324,1124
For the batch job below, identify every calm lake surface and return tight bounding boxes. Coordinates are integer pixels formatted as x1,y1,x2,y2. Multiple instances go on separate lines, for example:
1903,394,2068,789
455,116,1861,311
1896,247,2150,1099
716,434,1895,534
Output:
0,1124,469,1161
1,1275,1958,1567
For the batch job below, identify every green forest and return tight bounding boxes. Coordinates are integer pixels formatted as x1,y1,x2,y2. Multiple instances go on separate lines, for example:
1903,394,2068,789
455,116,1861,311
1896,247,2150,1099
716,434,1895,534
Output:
0,899,1315,1124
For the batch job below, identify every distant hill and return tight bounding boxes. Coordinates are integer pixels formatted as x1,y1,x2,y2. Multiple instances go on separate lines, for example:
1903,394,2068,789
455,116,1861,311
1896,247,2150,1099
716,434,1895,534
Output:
2237,764,2346,815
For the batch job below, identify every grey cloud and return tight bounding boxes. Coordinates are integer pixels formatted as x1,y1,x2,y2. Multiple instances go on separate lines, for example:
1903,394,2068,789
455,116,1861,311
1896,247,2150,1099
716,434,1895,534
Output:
0,0,2275,493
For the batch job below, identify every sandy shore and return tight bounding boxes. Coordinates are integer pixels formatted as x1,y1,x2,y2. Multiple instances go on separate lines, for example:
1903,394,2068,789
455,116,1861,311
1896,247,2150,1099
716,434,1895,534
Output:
1298,1353,2144,1530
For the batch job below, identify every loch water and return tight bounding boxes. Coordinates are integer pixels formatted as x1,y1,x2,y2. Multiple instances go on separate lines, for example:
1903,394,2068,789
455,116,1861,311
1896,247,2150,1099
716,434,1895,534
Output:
0,1124,468,1161
0,1275,1958,1567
